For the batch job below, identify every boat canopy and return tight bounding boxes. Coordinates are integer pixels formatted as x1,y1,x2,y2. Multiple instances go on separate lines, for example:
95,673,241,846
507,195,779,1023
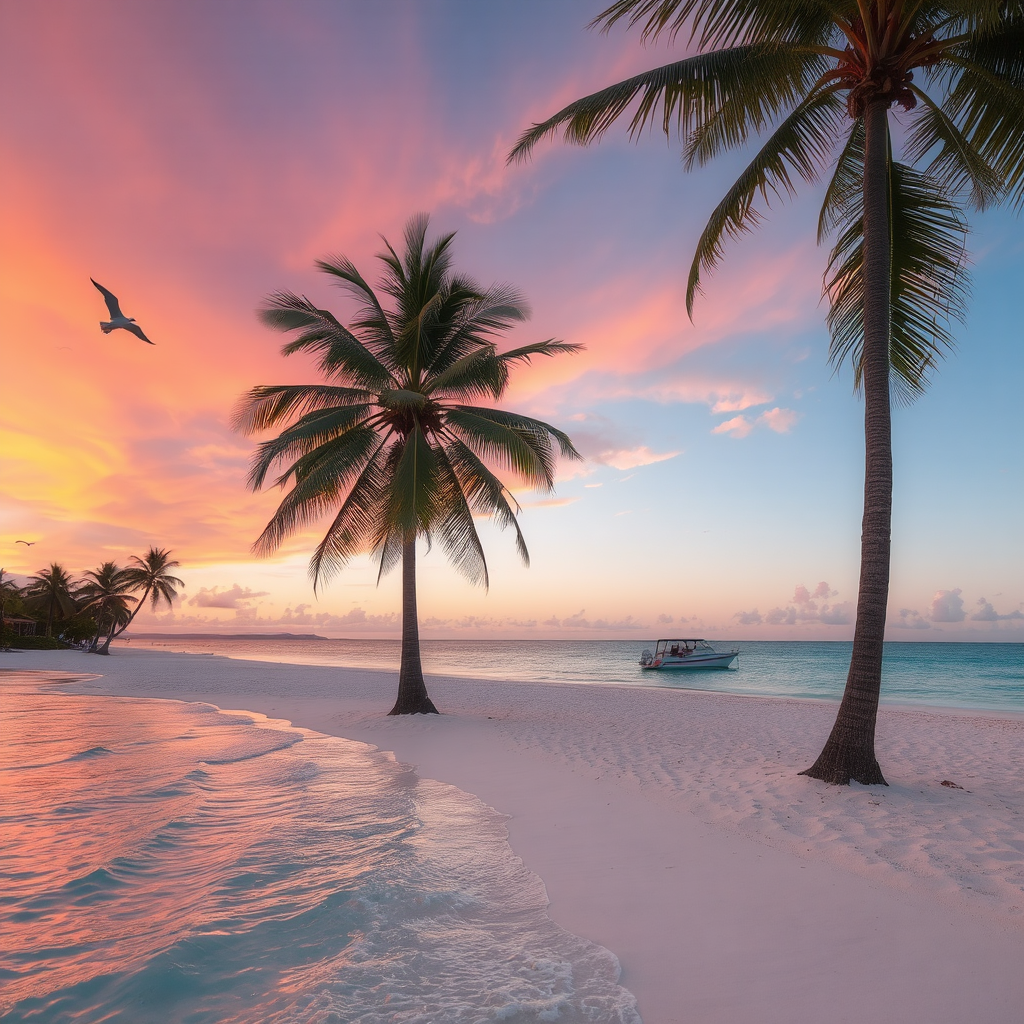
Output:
654,638,717,654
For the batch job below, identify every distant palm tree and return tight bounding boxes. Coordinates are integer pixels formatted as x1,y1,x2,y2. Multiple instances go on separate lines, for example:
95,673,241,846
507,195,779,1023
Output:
236,215,582,714
0,569,22,640
79,562,137,654
510,0,1024,784
25,563,78,638
109,547,184,649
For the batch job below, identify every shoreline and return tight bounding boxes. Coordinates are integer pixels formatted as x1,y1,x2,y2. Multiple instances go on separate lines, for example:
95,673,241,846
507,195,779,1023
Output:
5,648,1024,1024
122,635,1024,718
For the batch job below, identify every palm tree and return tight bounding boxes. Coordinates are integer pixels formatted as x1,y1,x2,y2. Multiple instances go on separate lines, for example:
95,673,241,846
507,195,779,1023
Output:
235,215,582,715
107,547,184,650
79,562,137,654
25,563,78,638
0,569,22,641
509,0,1024,784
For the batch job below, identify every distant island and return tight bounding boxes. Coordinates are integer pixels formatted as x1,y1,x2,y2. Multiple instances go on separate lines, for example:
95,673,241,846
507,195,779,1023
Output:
126,632,329,641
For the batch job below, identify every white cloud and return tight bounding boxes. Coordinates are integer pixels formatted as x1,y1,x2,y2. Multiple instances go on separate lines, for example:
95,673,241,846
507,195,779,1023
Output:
930,588,966,623
544,609,647,631
818,601,854,625
892,608,931,630
971,597,1024,622
737,582,850,627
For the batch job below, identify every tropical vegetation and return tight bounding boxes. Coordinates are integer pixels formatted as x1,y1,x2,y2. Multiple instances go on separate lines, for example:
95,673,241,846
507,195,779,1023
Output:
235,214,581,715
0,547,182,653
509,0,1024,784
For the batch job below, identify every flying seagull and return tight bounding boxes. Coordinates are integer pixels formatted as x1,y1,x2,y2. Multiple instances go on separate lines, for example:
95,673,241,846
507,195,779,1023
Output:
91,279,154,344
15,540,35,546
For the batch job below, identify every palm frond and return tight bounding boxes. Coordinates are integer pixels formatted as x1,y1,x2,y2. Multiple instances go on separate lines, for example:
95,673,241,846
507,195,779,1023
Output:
233,384,374,435
252,425,382,555
941,26,1024,205
509,43,825,163
683,48,830,168
425,283,531,379
444,407,581,490
497,339,586,364
260,292,396,390
687,85,846,315
307,441,392,587
431,447,491,588
444,437,530,566
245,405,376,491
315,253,399,354
903,85,1003,208
385,425,443,540
818,117,864,242
825,159,970,403
593,0,839,48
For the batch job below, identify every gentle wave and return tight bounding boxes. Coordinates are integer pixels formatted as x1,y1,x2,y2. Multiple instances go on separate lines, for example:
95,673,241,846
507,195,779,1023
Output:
0,670,641,1023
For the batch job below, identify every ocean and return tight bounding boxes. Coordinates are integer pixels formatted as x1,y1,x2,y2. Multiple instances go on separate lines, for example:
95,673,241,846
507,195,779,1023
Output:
0,669,640,1024
127,636,1024,714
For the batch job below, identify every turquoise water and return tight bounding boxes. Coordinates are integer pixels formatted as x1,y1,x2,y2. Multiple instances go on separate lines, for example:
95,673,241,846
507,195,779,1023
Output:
0,670,640,1023
129,637,1023,713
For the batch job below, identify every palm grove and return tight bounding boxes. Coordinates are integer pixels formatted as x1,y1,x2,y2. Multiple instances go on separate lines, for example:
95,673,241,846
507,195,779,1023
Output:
507,0,1023,783
0,550,183,654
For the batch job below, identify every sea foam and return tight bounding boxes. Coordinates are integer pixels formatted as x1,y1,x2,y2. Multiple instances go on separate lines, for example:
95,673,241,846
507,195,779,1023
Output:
0,670,640,1023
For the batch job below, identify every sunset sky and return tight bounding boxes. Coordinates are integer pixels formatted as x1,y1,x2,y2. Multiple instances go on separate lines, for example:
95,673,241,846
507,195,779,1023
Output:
2,0,1021,641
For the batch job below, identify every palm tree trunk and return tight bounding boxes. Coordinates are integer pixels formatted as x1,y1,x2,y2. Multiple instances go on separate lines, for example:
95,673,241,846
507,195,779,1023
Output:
97,624,116,655
111,589,150,634
389,537,439,715
802,98,891,786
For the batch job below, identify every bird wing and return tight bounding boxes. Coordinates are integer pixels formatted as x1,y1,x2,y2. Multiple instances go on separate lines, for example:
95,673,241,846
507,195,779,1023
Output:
16,540,32,545
91,278,123,318
123,322,155,345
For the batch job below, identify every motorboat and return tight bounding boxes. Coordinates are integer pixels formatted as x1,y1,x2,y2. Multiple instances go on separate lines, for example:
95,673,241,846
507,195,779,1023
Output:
639,639,739,670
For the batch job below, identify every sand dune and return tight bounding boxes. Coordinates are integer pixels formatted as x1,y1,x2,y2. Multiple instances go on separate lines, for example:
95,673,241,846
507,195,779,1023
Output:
6,647,1023,1024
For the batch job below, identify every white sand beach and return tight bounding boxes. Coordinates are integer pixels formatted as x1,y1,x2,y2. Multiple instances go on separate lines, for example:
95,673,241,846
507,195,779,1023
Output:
6,648,1024,1024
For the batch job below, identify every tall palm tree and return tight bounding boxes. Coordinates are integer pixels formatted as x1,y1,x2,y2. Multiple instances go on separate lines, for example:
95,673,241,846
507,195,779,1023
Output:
108,547,184,650
235,216,582,715
25,563,78,638
510,0,1024,784
79,562,137,654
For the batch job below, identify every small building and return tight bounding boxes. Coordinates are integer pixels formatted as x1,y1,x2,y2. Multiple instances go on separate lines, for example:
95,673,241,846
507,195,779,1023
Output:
4,616,37,637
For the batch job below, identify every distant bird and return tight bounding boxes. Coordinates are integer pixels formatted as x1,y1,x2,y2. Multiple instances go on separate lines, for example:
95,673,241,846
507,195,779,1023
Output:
16,540,35,546
91,279,154,344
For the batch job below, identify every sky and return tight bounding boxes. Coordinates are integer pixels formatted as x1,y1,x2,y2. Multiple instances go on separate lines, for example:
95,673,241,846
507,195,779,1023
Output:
1,0,1021,641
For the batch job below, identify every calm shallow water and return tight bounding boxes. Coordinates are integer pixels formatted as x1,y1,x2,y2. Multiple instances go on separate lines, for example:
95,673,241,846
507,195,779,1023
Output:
0,670,640,1024
129,637,1024,713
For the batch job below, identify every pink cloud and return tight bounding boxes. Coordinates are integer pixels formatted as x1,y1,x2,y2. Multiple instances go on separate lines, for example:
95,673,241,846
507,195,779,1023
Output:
713,416,753,438
595,446,681,470
758,407,800,433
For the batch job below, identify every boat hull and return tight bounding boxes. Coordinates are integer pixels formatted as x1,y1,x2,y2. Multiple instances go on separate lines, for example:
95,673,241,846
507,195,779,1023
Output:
641,652,738,670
